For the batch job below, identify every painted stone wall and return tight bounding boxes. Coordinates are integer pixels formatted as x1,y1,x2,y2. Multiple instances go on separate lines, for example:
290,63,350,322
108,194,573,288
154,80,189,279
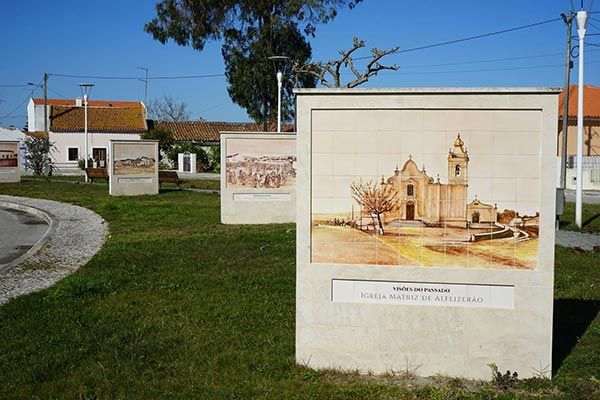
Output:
220,132,296,224
295,88,558,379
109,140,158,196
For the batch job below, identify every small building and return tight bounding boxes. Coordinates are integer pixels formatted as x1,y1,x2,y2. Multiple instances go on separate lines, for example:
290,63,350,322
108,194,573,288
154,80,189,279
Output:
27,98,147,173
557,84,600,156
466,197,497,225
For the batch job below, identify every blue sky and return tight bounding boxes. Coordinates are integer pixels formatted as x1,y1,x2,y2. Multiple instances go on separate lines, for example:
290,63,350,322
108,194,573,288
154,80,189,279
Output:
1,0,599,128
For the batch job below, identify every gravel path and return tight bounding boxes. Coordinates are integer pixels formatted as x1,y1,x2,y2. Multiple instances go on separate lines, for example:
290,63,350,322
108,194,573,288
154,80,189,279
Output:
555,229,600,251
0,195,107,305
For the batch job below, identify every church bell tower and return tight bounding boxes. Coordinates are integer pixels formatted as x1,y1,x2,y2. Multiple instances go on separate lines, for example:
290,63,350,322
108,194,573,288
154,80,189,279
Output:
448,133,469,185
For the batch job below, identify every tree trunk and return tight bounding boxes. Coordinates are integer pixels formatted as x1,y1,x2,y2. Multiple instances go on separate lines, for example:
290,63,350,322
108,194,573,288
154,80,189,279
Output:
376,212,384,234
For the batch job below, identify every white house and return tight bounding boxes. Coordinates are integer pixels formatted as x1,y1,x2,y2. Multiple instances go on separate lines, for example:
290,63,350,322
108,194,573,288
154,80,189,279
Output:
27,98,147,173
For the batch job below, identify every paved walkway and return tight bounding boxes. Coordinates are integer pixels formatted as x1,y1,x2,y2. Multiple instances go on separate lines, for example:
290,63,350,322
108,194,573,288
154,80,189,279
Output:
565,189,600,205
555,229,600,251
0,195,108,305
174,171,220,180
0,207,49,267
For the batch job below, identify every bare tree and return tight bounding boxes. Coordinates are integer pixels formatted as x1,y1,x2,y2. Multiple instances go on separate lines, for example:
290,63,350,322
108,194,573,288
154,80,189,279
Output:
147,95,192,121
351,180,397,234
293,37,399,88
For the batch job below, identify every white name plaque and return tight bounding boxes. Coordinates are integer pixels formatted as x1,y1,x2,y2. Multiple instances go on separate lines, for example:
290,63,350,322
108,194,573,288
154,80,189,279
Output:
234,193,291,202
332,279,514,309
0,169,16,174
117,177,153,184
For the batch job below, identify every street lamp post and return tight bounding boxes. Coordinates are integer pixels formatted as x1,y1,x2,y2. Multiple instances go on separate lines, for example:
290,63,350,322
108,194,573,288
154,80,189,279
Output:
79,83,94,182
575,10,587,228
276,71,283,133
268,56,289,133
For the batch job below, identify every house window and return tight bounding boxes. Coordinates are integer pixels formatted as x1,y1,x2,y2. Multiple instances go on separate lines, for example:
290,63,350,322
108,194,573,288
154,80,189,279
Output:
407,184,414,196
67,147,79,162
455,164,461,177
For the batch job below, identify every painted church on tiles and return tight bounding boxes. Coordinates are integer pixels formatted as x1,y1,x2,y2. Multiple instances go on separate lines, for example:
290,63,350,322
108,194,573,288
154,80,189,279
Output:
382,134,497,228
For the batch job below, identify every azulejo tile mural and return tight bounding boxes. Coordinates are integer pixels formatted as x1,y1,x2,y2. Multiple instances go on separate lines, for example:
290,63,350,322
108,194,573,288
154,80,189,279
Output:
226,138,296,189
311,111,540,270
0,142,19,168
113,142,156,176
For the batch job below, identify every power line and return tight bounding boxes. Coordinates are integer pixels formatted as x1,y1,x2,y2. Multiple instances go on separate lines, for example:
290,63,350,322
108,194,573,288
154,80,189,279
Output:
371,59,600,77
0,84,32,88
353,17,561,61
0,79,42,120
47,88,67,98
587,19,600,30
387,49,600,69
48,72,225,81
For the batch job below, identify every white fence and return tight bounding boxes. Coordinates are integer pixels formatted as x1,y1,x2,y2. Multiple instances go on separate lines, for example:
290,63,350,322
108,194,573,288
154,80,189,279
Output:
557,156,600,190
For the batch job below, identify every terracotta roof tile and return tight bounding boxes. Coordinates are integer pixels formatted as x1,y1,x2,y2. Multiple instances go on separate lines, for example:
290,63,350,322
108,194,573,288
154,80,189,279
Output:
50,106,147,133
25,131,47,139
33,98,143,108
558,84,600,119
152,120,294,142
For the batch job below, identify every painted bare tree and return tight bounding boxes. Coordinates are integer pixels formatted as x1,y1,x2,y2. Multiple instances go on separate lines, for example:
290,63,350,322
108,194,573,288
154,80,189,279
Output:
351,180,397,234
293,37,399,88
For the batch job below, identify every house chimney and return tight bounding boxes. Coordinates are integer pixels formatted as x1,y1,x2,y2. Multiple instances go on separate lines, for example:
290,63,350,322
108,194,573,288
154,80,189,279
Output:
75,97,83,107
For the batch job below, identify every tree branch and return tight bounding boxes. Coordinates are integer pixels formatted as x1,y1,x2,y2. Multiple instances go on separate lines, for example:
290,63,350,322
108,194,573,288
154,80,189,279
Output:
293,37,399,89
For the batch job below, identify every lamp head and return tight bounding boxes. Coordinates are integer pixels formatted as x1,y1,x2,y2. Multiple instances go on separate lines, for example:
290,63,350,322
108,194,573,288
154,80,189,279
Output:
78,83,95,101
576,10,588,38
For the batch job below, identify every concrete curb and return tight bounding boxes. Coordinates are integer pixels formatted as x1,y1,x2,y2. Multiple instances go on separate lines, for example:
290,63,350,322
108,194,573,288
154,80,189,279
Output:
0,201,58,273
0,195,108,305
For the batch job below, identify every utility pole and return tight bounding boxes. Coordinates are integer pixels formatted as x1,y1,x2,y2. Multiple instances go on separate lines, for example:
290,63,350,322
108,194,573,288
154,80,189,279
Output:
560,12,573,190
43,73,48,135
137,66,149,104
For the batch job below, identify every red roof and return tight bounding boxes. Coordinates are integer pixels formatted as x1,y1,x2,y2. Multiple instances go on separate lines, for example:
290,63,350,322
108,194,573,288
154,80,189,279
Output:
32,98,143,108
152,120,294,142
558,85,600,119
50,106,147,133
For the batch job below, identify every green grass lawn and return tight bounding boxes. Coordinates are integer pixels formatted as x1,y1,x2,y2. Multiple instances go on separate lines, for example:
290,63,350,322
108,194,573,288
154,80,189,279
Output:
0,181,598,399
181,178,220,191
560,201,600,234
23,175,221,191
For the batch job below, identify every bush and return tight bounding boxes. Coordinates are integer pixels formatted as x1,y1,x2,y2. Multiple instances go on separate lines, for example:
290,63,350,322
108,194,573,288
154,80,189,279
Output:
24,135,56,177
208,145,220,173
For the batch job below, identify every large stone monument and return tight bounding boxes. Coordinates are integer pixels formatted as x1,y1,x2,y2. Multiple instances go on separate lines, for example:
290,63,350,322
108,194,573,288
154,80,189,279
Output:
220,132,296,224
109,140,159,196
295,88,558,379
0,140,21,183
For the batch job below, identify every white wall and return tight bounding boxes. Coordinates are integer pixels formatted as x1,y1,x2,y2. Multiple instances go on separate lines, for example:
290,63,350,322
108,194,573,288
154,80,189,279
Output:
49,132,141,170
